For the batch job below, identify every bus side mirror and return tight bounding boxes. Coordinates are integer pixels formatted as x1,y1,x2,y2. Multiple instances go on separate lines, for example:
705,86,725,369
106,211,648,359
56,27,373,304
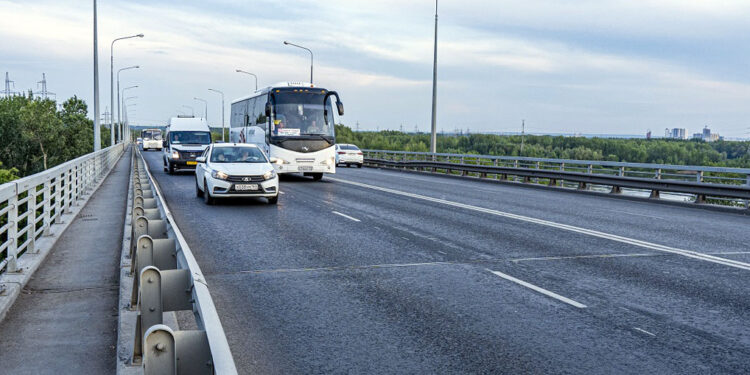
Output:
265,102,272,117
336,101,344,116
244,114,250,126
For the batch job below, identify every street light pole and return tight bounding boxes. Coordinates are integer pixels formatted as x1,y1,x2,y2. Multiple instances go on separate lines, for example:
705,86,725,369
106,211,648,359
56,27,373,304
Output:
93,0,100,151
235,70,258,91
283,41,313,85
117,66,139,142
208,89,225,142
110,33,143,144
194,97,208,120
430,0,438,155
121,85,138,140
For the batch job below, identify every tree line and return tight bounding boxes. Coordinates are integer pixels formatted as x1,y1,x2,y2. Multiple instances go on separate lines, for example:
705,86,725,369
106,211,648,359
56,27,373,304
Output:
0,93,111,183
334,124,750,168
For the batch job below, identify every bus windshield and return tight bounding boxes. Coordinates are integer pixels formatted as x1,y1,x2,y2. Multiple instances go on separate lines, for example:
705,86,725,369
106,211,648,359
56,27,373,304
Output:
272,92,334,138
169,131,211,145
141,130,162,140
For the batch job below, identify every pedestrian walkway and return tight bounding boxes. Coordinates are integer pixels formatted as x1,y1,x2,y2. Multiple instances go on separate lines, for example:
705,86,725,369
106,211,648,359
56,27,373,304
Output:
0,147,131,374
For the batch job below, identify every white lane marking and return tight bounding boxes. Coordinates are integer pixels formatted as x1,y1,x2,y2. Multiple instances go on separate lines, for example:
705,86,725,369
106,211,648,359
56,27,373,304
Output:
332,211,361,222
328,177,750,272
612,210,665,220
633,327,656,337
279,191,285,195
488,269,587,309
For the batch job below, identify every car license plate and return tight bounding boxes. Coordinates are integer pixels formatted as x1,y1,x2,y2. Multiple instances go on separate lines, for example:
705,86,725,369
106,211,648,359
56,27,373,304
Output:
186,161,197,165
234,184,258,191
298,166,313,171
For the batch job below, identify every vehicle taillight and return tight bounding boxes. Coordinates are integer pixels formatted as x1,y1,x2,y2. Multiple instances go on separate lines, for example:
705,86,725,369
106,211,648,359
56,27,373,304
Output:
337,151,346,154
357,152,363,155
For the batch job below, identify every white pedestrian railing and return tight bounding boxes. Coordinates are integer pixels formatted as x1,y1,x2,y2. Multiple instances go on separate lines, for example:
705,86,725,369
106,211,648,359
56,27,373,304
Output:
0,143,126,274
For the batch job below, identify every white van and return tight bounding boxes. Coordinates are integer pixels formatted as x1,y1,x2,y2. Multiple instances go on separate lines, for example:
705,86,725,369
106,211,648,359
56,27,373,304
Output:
162,116,212,174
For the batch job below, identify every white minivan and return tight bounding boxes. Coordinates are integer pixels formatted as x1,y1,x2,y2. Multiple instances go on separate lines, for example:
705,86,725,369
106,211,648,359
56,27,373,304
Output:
162,116,212,174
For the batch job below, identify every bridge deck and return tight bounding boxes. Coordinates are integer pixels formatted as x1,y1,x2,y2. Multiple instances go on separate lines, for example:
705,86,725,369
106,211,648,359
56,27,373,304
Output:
0,147,131,374
142,151,750,374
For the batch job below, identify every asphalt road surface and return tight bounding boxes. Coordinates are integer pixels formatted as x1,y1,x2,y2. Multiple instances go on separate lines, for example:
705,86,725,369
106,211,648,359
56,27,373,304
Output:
142,150,750,374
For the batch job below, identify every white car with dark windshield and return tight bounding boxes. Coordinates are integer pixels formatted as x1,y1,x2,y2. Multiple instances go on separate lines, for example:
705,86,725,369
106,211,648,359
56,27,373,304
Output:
194,144,279,205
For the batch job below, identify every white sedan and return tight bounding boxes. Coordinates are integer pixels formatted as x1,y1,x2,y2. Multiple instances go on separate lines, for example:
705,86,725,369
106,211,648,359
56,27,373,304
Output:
195,143,279,205
335,144,364,168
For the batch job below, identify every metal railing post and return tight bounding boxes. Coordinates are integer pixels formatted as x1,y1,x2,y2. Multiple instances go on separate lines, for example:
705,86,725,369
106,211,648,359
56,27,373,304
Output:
43,179,52,235
7,194,18,273
27,187,36,253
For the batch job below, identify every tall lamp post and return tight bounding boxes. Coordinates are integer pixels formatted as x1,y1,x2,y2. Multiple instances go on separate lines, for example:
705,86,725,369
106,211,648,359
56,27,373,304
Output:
111,33,143,144
283,41,313,85
194,97,208,120
117,66,139,142
235,70,258,91
122,85,138,140
430,0,438,154
93,0,100,151
182,105,194,116
208,88,225,142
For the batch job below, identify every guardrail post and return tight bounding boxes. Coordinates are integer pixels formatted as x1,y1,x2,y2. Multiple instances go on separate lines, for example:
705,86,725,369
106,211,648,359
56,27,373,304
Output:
696,171,703,183
7,194,18,273
655,168,662,179
143,325,176,375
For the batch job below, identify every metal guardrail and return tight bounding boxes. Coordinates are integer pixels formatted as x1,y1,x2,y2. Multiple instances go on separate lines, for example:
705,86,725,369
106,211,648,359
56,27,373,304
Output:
0,143,126,274
129,150,237,374
363,150,750,206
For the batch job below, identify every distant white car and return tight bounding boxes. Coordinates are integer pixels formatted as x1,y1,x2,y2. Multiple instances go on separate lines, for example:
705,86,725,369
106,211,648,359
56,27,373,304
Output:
335,144,363,168
195,143,279,205
136,137,143,146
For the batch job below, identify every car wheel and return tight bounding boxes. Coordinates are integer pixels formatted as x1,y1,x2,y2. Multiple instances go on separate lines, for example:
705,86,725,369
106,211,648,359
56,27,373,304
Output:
163,159,168,172
203,180,214,205
311,173,323,181
357,163,362,168
168,162,175,175
195,178,204,198
267,195,278,205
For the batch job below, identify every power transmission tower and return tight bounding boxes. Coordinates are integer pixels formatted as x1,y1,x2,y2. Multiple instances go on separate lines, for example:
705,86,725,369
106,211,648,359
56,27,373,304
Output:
355,121,360,132
34,73,56,99
2,72,18,97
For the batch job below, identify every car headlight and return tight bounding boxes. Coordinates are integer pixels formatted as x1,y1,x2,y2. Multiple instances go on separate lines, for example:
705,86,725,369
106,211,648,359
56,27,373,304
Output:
263,170,277,180
171,151,180,159
211,170,229,180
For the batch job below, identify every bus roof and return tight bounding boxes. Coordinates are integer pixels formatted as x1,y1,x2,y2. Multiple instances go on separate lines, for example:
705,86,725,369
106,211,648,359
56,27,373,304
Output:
230,82,326,105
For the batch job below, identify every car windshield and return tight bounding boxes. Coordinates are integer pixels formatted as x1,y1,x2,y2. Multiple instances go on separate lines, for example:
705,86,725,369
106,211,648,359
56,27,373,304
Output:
170,131,211,145
272,91,335,137
210,147,267,163
142,130,162,140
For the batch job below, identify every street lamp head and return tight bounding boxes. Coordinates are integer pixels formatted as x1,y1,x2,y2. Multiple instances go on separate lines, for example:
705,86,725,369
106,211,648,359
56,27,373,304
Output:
134,65,140,68
235,69,242,72
283,41,289,45
137,34,144,38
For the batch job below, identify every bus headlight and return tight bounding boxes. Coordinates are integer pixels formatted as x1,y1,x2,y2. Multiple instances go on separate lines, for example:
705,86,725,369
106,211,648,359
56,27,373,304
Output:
263,170,277,180
211,170,229,180
323,157,335,166
171,151,180,159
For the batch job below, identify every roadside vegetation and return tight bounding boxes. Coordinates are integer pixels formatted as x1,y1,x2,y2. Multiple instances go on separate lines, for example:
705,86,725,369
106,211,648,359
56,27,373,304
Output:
335,124,750,168
0,93,111,183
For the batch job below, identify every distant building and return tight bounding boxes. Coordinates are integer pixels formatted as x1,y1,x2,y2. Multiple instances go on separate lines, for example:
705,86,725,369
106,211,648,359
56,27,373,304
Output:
692,126,721,142
668,128,687,139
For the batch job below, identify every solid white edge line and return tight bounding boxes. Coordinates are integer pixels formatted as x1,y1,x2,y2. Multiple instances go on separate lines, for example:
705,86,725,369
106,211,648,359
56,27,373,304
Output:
488,270,587,308
328,177,750,272
332,211,361,222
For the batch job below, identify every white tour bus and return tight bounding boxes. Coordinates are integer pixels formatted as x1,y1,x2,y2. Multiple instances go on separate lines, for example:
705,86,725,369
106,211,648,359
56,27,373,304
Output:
141,128,163,151
229,82,344,181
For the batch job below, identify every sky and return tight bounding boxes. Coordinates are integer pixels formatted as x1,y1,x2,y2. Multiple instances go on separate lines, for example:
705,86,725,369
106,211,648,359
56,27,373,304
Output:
1,0,750,138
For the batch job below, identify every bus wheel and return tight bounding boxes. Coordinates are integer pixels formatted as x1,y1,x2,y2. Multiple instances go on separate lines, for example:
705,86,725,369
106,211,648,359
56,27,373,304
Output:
311,173,323,181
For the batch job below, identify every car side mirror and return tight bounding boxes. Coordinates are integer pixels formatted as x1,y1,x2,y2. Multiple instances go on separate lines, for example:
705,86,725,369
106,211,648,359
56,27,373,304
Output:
336,101,344,116
269,157,279,164
196,157,206,163
162,140,167,147
265,102,272,117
